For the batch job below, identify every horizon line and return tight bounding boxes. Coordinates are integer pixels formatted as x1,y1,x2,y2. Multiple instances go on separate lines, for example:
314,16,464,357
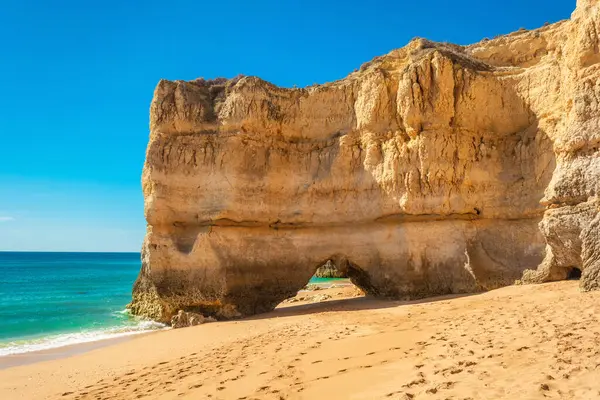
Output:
0,250,141,254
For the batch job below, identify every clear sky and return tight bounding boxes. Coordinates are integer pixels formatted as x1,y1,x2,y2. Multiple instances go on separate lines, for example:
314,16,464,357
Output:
0,0,575,252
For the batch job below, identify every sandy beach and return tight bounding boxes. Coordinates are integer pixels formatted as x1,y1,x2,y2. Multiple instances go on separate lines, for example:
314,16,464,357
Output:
0,281,599,399
5,1,600,400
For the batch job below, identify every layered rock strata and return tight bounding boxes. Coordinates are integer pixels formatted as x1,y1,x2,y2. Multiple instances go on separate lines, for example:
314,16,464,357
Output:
129,0,600,322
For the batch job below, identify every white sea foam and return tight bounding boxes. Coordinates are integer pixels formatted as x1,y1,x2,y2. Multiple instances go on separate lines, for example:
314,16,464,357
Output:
0,318,168,356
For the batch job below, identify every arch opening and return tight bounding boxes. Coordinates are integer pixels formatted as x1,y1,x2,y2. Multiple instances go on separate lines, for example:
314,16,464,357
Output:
278,256,376,307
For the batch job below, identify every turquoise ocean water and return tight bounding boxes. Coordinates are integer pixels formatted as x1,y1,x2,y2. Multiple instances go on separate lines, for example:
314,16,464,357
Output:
0,252,340,356
304,276,345,285
0,252,165,356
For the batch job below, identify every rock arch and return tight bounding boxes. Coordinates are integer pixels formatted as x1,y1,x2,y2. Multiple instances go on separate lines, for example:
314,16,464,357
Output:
129,1,600,323
130,218,546,322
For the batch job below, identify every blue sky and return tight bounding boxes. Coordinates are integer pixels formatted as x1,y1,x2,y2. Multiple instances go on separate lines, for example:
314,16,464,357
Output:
0,0,574,252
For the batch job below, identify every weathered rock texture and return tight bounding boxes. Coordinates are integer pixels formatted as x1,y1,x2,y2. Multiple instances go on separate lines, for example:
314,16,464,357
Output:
314,260,348,279
170,310,216,329
129,0,600,323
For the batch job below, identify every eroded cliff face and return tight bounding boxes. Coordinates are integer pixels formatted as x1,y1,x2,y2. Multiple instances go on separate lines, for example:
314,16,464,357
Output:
129,0,600,322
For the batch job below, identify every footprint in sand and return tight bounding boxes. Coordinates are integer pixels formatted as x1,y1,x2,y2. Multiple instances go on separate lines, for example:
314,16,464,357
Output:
403,378,426,388
386,391,414,399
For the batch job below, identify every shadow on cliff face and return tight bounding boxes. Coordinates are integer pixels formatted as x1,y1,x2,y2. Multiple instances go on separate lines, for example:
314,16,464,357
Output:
567,267,582,280
219,253,383,319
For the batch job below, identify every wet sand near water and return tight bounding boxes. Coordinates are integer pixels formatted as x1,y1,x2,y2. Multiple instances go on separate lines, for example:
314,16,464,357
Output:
0,334,153,370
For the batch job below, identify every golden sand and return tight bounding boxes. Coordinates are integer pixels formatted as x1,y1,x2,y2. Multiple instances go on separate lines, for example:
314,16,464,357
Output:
1,281,599,399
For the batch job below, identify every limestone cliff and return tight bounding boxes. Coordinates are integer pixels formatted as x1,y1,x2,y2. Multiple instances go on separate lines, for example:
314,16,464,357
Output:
129,0,600,323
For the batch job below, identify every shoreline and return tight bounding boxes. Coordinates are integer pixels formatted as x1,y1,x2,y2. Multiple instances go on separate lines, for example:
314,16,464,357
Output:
0,330,161,370
0,318,167,361
0,278,353,370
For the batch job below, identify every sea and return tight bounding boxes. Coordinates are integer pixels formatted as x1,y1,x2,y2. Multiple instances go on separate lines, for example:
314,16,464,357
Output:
0,252,339,357
0,252,166,356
